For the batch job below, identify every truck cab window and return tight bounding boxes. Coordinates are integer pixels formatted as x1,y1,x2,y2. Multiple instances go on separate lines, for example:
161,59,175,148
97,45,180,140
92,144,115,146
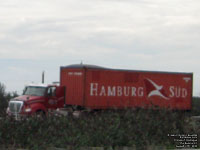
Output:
23,86,46,96
47,87,56,97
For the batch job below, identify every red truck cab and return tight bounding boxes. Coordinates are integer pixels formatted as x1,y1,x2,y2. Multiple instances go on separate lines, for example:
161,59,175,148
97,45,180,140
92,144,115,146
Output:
7,83,65,119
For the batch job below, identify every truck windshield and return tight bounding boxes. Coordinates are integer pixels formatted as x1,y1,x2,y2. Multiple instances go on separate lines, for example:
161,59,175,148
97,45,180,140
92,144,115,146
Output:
23,86,46,96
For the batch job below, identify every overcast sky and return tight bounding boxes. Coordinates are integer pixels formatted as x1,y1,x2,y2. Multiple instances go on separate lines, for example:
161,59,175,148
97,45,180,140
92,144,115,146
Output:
0,0,200,96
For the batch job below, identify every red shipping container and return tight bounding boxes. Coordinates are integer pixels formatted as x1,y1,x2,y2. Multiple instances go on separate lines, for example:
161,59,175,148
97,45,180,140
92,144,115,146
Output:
60,64,193,110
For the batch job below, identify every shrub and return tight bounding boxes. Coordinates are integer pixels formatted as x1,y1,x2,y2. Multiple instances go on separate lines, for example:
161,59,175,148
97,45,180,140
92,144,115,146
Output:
0,82,18,116
0,109,198,150
192,97,200,115
0,83,7,115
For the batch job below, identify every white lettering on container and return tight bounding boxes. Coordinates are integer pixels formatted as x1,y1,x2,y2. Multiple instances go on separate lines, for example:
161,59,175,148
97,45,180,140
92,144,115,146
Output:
124,87,130,97
117,86,123,96
90,83,144,97
169,86,188,98
138,87,144,97
99,86,106,96
131,87,137,96
68,72,82,76
108,87,116,96
90,83,98,96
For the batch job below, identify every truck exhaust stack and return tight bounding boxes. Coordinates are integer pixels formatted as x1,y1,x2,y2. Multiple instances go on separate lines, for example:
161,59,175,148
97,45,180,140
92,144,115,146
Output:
42,71,45,84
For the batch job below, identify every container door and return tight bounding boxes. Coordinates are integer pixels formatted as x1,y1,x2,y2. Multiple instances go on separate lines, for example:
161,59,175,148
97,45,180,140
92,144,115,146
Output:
60,69,84,106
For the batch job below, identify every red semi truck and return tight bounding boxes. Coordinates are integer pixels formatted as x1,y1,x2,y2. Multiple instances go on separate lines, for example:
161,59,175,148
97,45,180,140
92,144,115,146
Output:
7,64,193,118
7,83,65,118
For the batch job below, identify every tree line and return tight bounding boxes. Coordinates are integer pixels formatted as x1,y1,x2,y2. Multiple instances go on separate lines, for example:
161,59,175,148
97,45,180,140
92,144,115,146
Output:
0,82,18,115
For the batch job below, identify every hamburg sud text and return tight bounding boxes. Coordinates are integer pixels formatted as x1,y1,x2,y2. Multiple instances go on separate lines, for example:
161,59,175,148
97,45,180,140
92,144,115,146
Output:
90,78,189,99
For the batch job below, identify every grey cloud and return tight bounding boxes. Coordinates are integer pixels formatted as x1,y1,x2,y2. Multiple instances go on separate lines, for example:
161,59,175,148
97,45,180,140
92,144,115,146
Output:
0,0,200,95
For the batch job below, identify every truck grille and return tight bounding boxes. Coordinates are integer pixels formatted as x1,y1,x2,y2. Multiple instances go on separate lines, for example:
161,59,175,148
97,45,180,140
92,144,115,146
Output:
9,101,23,113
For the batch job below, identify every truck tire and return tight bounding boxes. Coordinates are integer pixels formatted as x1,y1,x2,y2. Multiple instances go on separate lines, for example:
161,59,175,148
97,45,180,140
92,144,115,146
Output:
35,110,46,118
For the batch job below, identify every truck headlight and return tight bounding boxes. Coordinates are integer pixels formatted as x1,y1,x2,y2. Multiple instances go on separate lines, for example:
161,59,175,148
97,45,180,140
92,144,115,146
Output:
25,108,32,112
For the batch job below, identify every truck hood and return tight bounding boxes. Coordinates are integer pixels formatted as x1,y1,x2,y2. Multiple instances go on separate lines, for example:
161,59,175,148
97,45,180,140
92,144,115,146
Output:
13,95,45,103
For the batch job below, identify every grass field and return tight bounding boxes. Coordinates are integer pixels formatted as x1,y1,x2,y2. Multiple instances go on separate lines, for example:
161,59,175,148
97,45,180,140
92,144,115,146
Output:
0,108,200,150
191,97,200,115
0,97,199,150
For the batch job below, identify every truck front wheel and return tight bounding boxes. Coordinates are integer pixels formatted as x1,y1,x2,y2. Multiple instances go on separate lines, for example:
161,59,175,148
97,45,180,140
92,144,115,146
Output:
34,110,46,118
